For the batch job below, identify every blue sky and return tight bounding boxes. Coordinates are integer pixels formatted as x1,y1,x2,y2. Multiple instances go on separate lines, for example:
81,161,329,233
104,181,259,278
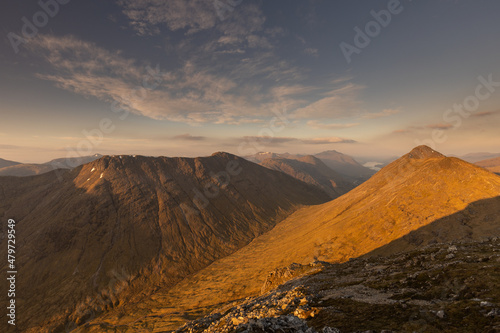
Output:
1,0,500,163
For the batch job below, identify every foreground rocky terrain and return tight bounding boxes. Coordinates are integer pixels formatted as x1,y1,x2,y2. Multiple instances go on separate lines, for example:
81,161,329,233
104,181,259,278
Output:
176,237,500,333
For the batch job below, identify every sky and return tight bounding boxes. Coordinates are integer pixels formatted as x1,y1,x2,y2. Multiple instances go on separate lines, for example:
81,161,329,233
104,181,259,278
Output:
1,0,500,163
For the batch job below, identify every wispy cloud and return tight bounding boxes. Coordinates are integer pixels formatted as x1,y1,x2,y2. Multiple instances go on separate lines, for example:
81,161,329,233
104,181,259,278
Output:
471,110,500,117
240,136,357,145
306,120,359,130
27,34,364,126
426,123,453,130
171,134,206,141
301,137,357,144
362,108,400,119
118,0,266,39
242,136,297,144
117,0,219,35
304,48,319,57
293,83,364,119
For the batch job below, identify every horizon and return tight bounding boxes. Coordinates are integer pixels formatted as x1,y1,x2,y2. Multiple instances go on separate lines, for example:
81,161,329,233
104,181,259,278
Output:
2,144,500,165
1,0,500,163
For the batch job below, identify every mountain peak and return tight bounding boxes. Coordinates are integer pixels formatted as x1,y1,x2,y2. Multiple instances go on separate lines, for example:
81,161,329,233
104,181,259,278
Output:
407,145,445,159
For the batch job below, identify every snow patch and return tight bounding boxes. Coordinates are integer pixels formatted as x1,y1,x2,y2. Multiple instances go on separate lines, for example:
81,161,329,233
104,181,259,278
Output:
91,167,95,172
100,173,104,179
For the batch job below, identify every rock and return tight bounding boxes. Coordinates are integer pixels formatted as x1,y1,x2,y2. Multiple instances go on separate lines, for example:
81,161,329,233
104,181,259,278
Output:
322,327,341,333
480,301,495,307
448,245,458,252
486,309,500,317
231,316,247,326
436,310,445,319
445,253,455,259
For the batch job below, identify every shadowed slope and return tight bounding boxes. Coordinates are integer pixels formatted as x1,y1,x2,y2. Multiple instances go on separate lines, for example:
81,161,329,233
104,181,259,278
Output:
0,157,20,169
365,195,500,257
0,153,329,332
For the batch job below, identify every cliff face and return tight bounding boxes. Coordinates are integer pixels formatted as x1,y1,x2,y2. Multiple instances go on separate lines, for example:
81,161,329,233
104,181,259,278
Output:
0,153,329,332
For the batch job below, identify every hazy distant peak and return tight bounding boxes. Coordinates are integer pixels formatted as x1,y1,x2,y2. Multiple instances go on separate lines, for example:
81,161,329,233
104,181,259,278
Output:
407,145,445,159
210,151,237,159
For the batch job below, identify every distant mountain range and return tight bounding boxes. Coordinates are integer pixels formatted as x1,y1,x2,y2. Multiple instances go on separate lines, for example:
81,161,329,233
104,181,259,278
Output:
0,157,21,169
314,150,376,179
475,156,500,175
456,151,500,163
0,154,103,176
245,150,376,197
74,146,500,331
260,155,355,199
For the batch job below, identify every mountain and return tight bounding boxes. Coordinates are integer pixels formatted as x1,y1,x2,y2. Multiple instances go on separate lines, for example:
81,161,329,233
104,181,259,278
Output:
458,152,500,163
45,154,103,168
314,150,375,180
260,155,355,199
245,150,376,182
0,153,329,332
80,146,500,331
244,152,299,164
475,156,500,175
0,154,102,177
0,157,20,169
0,163,56,176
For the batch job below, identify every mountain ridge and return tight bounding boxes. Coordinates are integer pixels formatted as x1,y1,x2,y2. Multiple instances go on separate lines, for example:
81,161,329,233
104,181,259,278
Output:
0,152,329,332
77,146,500,331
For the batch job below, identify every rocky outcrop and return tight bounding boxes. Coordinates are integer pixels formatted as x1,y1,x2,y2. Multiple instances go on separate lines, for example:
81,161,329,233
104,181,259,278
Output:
176,238,500,332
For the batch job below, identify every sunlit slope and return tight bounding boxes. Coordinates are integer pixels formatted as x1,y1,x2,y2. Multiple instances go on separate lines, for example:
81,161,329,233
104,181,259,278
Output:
82,145,500,331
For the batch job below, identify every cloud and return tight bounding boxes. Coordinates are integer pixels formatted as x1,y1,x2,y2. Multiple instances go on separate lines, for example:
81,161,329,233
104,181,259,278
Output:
426,123,453,130
392,129,411,134
362,108,400,119
117,0,219,35
242,136,297,144
301,137,357,144
171,134,206,141
306,120,359,130
0,144,20,150
304,48,319,57
239,136,357,146
118,0,266,37
293,83,364,119
26,34,365,126
471,110,500,117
